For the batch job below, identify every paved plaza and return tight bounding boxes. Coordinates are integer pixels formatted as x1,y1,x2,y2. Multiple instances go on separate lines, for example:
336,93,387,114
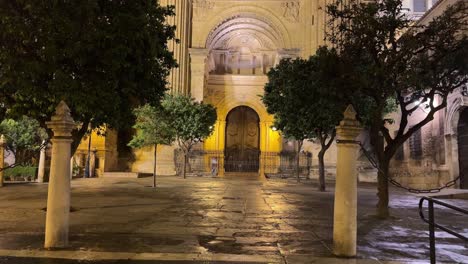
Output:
0,176,466,263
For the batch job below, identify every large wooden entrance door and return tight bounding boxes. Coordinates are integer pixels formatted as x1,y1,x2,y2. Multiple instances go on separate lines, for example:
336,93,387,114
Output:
225,106,260,172
458,108,468,189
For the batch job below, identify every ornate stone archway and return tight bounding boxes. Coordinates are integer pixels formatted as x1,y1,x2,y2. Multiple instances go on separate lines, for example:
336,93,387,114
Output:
225,106,260,172
445,96,468,188
193,5,293,49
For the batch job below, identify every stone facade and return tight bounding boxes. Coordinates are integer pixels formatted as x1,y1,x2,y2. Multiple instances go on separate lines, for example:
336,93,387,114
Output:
387,0,467,190
73,0,467,190
127,0,339,176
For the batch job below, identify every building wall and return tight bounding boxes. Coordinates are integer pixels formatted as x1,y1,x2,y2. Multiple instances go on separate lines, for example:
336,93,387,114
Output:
387,0,467,189
76,0,466,188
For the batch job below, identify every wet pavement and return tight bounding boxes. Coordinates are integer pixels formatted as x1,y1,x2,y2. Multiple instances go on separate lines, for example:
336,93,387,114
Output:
0,257,262,264
0,176,466,263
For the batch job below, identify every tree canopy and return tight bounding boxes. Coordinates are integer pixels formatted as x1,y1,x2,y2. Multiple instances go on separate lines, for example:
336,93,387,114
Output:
263,47,349,189
161,94,217,178
128,104,175,187
0,116,48,165
327,0,468,217
128,105,174,149
0,0,177,152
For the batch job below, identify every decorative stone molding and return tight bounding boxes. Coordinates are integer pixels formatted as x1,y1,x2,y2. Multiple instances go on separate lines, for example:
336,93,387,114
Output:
196,5,292,49
193,0,214,21
281,1,300,23
46,101,75,137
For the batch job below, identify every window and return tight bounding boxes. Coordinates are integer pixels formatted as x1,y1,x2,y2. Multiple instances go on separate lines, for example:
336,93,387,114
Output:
414,0,427,12
409,128,423,159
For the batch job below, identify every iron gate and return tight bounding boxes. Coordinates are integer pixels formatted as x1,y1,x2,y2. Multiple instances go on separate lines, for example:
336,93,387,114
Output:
224,149,260,172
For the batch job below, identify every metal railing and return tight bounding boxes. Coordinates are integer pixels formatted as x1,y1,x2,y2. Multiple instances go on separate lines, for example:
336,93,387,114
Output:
418,197,468,264
263,151,312,179
172,150,313,178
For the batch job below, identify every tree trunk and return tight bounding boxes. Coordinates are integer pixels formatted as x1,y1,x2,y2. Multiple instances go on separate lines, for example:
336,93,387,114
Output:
318,150,326,192
153,144,157,188
376,158,390,218
71,120,90,156
370,127,390,218
182,153,188,179
296,140,303,182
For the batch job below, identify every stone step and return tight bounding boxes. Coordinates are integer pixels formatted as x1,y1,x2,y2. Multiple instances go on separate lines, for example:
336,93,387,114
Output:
102,172,143,178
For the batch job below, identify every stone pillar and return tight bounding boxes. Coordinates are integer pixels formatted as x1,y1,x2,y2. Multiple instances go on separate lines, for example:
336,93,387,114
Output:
44,101,75,249
0,135,6,187
189,48,208,102
160,0,192,94
70,157,74,179
333,105,362,257
37,140,47,183
218,121,226,177
89,148,97,178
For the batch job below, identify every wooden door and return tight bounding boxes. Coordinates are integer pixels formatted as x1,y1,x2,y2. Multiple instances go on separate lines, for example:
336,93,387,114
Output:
225,106,260,172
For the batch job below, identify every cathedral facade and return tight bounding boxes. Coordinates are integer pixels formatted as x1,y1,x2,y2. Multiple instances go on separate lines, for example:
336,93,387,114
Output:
130,0,334,176
74,0,468,190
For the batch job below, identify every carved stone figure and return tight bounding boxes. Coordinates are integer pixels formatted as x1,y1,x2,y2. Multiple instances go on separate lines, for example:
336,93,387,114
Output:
282,1,300,23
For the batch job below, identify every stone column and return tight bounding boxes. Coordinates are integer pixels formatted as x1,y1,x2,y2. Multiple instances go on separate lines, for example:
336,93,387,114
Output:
37,140,47,183
0,135,6,187
70,157,74,179
333,105,362,257
189,48,208,102
218,121,226,177
89,148,97,178
44,101,75,249
160,0,191,94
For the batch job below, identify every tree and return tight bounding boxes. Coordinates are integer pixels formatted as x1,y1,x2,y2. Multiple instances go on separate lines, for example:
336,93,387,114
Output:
128,105,174,188
0,116,48,165
263,47,348,190
0,0,177,154
327,0,468,217
161,95,217,179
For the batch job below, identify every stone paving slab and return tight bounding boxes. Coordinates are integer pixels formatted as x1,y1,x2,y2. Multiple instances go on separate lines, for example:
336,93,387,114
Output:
0,249,446,264
0,176,466,263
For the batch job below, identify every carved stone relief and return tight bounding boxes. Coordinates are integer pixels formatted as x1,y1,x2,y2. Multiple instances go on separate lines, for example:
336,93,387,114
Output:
281,1,300,23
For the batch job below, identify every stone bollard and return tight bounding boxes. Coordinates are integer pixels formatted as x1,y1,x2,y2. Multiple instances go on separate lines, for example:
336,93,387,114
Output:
333,105,362,257
44,101,75,249
37,140,47,183
0,135,6,187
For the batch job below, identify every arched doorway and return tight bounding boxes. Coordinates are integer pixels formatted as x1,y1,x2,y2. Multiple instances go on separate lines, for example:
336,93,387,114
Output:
457,108,468,189
225,106,260,172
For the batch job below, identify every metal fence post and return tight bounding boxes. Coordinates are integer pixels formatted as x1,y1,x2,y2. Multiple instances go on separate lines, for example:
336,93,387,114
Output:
428,200,436,264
